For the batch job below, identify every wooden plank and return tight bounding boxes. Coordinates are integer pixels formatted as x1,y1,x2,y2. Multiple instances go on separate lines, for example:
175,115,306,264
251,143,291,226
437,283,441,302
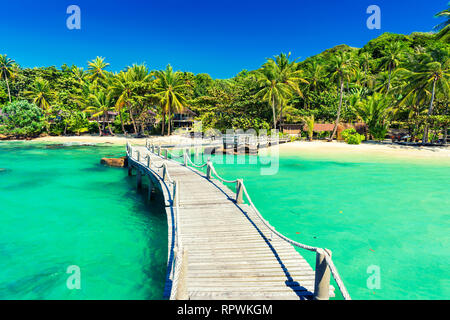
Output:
128,145,337,301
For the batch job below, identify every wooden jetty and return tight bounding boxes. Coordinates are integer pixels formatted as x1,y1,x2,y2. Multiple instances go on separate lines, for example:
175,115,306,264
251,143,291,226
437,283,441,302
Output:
126,141,351,300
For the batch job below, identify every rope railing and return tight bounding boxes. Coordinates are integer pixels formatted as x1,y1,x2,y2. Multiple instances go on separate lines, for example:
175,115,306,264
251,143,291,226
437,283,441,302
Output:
143,141,351,300
127,141,186,300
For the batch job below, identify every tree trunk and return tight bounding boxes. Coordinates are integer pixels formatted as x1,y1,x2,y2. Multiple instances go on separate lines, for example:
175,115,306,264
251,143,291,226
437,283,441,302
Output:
167,109,172,136
271,95,276,130
102,113,106,132
106,113,114,135
129,108,138,135
387,65,392,92
4,71,11,103
423,78,437,145
443,126,448,145
119,110,126,135
280,104,284,133
161,113,165,136
330,78,344,140
97,117,102,136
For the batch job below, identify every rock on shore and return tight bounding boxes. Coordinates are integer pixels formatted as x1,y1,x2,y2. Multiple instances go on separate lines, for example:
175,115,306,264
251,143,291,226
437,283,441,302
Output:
100,156,128,167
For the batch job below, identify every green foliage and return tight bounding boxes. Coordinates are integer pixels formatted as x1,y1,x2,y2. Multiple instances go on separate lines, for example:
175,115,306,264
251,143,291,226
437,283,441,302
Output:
341,128,365,145
0,13,449,141
0,100,44,137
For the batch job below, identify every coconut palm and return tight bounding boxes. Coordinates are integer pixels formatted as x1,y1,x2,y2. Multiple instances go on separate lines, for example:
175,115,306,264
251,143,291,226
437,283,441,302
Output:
255,54,308,130
72,66,88,84
327,51,358,139
23,78,55,133
24,78,53,113
354,93,392,140
84,90,114,135
0,54,15,103
434,4,450,31
304,61,325,92
359,52,372,87
152,65,188,135
87,57,110,86
402,57,449,144
301,114,315,141
379,42,404,92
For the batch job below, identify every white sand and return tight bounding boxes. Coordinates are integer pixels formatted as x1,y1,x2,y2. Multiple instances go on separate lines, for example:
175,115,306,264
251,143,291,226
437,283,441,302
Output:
30,135,192,146
275,141,450,162
26,135,450,162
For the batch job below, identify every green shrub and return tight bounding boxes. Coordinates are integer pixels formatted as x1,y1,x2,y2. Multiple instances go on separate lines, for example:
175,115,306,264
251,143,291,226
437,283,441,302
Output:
0,100,45,138
341,128,365,145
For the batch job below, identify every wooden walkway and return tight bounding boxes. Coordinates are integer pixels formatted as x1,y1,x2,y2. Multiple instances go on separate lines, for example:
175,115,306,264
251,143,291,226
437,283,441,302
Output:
126,143,350,300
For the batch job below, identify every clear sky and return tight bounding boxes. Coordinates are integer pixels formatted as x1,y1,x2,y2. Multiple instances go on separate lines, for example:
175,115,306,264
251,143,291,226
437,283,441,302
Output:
0,0,446,78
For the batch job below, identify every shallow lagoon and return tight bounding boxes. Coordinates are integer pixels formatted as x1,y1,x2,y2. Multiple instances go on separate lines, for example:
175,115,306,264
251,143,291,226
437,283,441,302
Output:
1,141,449,300
0,142,167,299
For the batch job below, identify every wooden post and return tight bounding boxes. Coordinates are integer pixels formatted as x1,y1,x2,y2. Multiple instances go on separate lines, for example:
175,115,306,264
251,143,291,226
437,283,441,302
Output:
147,155,151,168
183,149,188,166
148,177,154,200
163,164,167,181
314,248,332,300
206,160,212,180
236,179,244,204
172,180,178,206
158,145,161,156
175,248,189,300
152,145,155,153
136,170,142,189
165,149,168,160
137,151,140,162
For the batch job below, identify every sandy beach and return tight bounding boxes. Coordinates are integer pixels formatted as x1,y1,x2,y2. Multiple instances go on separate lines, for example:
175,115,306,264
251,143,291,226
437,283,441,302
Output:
29,135,189,146
13,135,450,162
277,140,450,161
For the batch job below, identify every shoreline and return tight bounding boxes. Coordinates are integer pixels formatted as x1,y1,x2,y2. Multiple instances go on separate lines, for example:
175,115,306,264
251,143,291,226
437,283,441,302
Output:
3,135,450,161
274,140,450,163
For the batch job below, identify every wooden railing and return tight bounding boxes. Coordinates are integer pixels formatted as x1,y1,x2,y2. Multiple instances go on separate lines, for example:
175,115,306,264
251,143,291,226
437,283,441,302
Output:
126,142,188,300
144,139,351,300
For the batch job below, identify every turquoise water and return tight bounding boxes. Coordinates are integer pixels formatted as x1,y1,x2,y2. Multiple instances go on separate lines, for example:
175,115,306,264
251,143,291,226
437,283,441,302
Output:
0,142,167,299
182,148,450,300
1,142,449,300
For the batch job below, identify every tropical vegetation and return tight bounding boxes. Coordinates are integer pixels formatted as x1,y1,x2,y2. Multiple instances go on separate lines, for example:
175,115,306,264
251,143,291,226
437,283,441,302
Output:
0,6,448,144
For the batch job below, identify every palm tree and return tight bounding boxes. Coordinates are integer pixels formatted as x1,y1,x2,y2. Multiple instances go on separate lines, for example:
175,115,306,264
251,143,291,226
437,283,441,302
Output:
359,52,372,87
434,4,449,31
84,90,114,135
24,78,53,112
152,65,188,135
87,57,110,86
304,61,325,93
72,66,88,84
109,71,133,135
354,93,392,140
400,54,449,144
255,54,308,130
328,51,357,140
301,114,315,141
24,78,54,133
379,42,404,92
0,54,15,103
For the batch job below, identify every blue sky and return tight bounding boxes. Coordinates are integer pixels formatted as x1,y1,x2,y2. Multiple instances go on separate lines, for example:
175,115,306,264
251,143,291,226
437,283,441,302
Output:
0,0,446,78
